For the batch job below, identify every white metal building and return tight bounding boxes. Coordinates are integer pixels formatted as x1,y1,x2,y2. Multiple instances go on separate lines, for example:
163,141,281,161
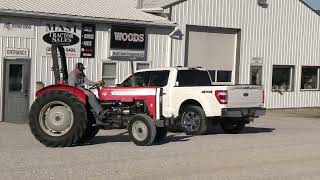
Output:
142,0,320,109
0,0,320,123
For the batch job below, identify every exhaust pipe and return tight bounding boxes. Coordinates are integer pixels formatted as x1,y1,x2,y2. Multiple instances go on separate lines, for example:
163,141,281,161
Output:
51,43,68,84
130,57,136,86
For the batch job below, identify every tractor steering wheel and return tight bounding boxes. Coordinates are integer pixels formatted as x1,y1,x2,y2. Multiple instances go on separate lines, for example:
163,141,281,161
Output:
89,82,103,91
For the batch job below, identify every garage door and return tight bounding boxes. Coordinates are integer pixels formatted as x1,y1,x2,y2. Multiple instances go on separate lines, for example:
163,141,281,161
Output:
186,26,240,83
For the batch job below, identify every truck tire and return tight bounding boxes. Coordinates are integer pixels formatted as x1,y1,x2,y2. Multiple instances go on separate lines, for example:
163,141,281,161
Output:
220,120,246,134
181,106,208,135
77,112,99,144
29,90,87,147
154,127,167,143
128,114,156,146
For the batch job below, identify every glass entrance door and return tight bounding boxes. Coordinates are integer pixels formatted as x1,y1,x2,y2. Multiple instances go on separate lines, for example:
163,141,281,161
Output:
250,66,262,85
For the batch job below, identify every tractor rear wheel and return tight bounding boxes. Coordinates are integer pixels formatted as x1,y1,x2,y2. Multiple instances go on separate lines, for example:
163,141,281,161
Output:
128,114,156,146
29,90,87,147
77,112,99,144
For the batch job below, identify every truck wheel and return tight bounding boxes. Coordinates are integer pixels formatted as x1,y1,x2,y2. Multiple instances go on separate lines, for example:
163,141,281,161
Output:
77,112,99,144
128,114,156,146
220,120,246,134
29,90,87,147
154,127,167,143
181,106,208,135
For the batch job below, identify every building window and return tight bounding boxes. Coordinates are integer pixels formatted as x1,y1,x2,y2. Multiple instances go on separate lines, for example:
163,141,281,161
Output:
102,62,117,86
217,71,232,82
301,67,319,90
272,65,294,91
136,63,149,70
208,70,232,83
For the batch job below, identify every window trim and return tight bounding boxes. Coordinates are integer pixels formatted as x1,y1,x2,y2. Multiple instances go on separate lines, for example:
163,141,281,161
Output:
136,62,150,71
300,66,320,91
102,62,117,86
208,70,233,85
272,65,295,92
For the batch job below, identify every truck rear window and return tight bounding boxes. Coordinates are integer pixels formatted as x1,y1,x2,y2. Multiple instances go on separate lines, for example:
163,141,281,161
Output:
176,70,212,86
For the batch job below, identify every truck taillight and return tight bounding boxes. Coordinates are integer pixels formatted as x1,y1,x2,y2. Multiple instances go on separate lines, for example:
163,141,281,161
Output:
262,90,265,104
215,90,228,104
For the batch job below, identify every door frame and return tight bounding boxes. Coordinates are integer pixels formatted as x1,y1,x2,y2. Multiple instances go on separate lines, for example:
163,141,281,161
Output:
250,65,263,85
2,58,31,122
184,25,242,84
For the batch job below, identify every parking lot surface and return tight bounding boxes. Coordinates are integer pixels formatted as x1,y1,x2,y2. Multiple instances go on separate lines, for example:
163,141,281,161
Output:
1,109,320,180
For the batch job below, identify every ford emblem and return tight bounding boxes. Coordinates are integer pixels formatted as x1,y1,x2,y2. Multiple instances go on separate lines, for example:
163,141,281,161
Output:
243,93,249,97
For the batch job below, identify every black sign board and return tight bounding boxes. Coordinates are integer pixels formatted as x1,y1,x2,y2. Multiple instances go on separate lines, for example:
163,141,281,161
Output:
80,24,96,58
111,26,145,50
43,31,80,46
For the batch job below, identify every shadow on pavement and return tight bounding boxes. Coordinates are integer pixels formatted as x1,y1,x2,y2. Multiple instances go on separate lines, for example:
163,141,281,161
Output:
207,126,275,135
81,132,191,146
77,127,274,146
242,127,275,134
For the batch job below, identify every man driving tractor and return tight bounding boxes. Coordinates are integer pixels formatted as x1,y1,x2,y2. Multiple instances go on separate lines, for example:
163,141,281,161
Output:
68,62,108,119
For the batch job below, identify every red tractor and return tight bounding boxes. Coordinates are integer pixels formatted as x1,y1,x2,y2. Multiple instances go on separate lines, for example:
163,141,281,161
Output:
29,44,168,147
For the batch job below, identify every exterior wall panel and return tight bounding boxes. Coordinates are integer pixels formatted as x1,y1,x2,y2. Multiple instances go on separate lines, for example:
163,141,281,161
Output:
169,0,320,108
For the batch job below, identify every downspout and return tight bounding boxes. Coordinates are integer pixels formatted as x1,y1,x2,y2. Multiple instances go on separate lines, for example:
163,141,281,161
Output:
168,7,173,67
137,0,143,9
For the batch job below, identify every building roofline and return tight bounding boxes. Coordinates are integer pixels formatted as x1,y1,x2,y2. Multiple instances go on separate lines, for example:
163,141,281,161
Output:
0,9,176,27
299,0,320,16
162,0,187,8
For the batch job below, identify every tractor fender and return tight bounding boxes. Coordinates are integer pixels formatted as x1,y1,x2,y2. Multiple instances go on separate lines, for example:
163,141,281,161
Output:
36,84,87,104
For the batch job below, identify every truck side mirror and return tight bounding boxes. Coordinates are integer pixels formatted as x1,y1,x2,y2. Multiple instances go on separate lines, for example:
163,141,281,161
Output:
175,81,179,87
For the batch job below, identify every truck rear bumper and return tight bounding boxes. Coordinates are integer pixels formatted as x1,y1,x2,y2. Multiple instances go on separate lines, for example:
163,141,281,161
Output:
221,107,266,118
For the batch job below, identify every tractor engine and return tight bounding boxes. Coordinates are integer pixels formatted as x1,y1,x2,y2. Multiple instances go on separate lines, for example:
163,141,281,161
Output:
100,100,148,128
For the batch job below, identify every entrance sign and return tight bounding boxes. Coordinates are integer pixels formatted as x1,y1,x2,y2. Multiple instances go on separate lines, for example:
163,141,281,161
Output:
5,48,30,58
251,57,263,65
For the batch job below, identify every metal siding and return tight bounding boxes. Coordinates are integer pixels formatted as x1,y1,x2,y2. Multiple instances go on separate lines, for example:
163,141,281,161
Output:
169,0,320,108
146,28,171,69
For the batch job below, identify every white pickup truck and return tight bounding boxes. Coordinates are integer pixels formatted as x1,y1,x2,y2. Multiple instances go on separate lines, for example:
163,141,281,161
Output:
119,67,266,135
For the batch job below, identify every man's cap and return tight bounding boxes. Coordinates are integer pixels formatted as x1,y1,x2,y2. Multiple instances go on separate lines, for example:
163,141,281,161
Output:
75,63,85,71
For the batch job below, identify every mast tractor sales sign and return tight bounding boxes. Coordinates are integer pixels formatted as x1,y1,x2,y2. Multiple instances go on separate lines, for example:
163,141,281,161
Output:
40,21,82,58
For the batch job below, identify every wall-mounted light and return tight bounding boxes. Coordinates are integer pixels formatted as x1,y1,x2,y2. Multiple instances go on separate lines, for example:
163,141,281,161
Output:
258,0,268,8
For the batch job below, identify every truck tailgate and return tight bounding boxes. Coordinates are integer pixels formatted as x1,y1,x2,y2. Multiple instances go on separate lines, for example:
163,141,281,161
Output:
226,85,264,108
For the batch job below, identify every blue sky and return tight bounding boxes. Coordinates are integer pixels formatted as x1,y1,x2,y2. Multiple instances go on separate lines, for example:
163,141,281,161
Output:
304,0,320,10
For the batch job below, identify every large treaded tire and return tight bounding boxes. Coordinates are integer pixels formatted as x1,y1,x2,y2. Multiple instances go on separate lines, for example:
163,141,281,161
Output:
154,127,167,143
220,120,246,134
77,112,99,144
180,106,208,135
128,114,157,146
29,90,87,147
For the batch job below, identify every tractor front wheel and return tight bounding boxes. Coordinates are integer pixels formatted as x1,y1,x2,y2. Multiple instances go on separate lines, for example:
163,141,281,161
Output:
128,114,157,146
29,90,87,147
